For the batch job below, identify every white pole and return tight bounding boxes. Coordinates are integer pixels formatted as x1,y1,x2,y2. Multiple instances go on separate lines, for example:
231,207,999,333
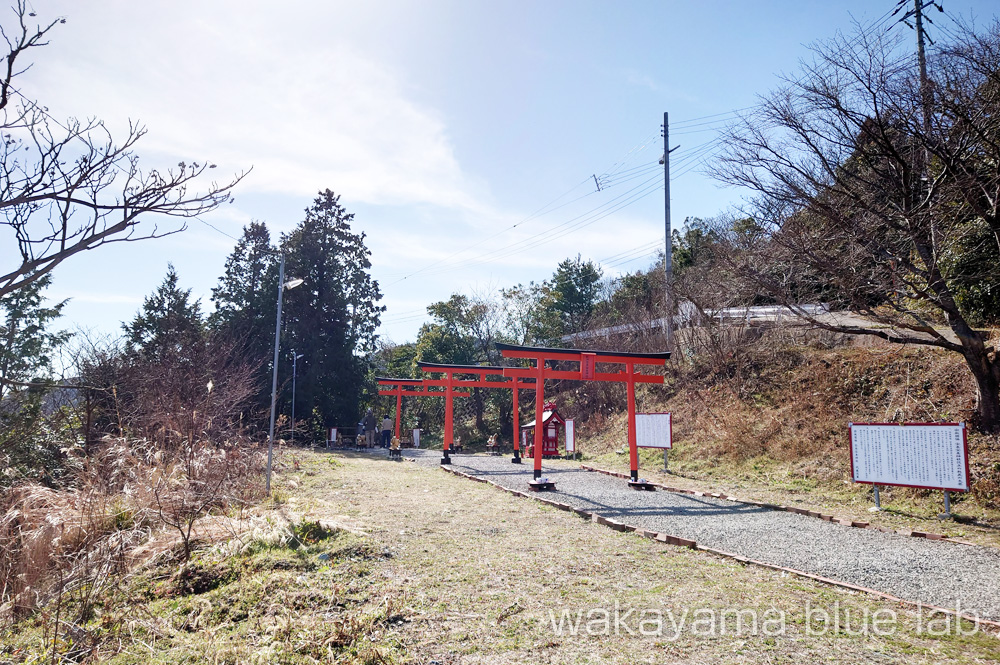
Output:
266,255,286,495
290,350,297,444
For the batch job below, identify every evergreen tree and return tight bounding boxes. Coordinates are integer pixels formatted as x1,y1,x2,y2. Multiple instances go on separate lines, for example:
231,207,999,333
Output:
210,222,277,332
209,222,278,410
548,255,603,334
0,275,69,482
0,273,68,400
123,264,205,364
280,190,384,430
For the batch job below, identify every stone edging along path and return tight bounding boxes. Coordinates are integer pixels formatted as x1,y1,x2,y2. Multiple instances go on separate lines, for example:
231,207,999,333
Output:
579,464,979,547
436,464,1000,631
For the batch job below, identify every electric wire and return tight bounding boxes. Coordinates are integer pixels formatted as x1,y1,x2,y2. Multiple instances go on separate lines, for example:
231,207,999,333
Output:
598,130,660,180
390,6,933,287
597,237,664,266
388,135,717,284
404,172,666,279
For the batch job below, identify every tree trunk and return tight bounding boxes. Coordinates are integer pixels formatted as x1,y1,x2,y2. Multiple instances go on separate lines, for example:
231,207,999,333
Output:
961,348,1000,433
473,387,486,435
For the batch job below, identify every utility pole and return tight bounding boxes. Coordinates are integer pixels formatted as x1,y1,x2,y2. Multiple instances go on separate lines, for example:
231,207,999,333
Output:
290,350,303,444
914,0,933,136
265,255,286,495
661,111,674,348
265,256,303,495
908,0,939,251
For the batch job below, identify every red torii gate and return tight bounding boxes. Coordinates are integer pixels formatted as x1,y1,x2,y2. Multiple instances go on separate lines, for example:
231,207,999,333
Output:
497,343,670,489
416,362,535,465
376,376,470,458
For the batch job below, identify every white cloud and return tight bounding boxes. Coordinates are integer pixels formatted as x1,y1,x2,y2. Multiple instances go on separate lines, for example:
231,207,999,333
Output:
624,69,660,92
49,291,143,305
21,2,487,213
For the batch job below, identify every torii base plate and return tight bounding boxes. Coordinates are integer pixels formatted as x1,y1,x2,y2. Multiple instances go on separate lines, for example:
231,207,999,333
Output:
628,480,656,491
528,480,556,492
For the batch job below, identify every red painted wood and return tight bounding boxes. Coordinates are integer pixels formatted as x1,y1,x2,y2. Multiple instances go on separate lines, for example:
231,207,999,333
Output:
498,348,667,365
499,346,668,481
626,361,638,478
444,370,454,451
501,367,663,383
395,390,402,438
513,380,520,454
534,356,545,475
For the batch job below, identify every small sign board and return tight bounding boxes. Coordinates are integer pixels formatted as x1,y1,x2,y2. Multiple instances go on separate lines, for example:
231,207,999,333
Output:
565,419,575,453
327,427,337,446
636,412,672,449
848,423,969,492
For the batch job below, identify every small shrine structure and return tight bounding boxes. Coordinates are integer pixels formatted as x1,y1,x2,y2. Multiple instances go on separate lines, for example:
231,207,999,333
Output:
521,402,565,458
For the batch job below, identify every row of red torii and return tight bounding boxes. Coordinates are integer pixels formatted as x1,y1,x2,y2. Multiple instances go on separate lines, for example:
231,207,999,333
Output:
377,343,670,490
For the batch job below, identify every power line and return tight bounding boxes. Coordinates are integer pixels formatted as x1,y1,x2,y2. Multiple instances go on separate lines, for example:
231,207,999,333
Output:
385,138,669,285
598,130,660,180
400,173,666,281
671,107,754,127
604,248,661,271
385,174,678,287
597,237,664,266
386,136,718,284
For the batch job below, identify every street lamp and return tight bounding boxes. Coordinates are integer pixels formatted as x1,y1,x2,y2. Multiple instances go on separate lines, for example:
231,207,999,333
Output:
290,350,303,444
266,254,304,495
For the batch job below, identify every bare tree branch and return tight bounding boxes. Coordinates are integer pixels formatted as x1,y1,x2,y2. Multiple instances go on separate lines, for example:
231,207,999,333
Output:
0,3,248,299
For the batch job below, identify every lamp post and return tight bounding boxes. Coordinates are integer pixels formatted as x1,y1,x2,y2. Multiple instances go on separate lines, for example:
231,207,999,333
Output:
290,350,303,444
266,254,304,495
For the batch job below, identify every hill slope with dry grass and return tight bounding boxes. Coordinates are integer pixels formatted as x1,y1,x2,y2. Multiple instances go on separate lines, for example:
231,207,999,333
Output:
559,340,1000,537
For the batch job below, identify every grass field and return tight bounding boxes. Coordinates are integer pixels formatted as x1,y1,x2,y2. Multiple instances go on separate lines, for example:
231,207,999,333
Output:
284,450,999,664
6,448,999,663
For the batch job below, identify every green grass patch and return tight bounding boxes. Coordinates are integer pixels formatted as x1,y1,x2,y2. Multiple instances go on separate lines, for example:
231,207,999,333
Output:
0,521,407,664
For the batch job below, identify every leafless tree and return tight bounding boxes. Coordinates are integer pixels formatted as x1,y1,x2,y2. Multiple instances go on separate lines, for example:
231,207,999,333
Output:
0,2,247,299
713,20,1000,431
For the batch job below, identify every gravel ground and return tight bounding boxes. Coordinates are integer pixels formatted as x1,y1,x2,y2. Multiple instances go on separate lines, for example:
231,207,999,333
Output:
399,449,1000,621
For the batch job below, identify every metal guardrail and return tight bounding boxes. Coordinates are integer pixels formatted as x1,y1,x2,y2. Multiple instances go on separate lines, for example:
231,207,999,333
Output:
561,303,831,343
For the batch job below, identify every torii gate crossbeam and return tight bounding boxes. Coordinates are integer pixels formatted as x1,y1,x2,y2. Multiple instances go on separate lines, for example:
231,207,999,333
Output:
416,362,535,464
497,343,669,487
377,376,470,460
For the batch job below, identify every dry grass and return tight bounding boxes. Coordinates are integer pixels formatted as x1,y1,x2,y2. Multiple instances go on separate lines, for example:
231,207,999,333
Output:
286,450,1000,664
568,342,1000,546
7,449,999,663
0,438,265,665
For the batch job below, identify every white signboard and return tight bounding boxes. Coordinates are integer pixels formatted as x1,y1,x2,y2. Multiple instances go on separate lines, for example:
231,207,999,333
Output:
412,429,421,448
849,423,969,491
565,419,575,453
636,413,672,449
327,427,337,447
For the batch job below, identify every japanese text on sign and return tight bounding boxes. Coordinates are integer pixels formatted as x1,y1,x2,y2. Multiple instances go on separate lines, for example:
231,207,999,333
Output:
849,423,969,491
636,413,672,449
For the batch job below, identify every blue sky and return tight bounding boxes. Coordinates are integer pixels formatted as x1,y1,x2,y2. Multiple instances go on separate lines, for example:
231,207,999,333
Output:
13,0,997,347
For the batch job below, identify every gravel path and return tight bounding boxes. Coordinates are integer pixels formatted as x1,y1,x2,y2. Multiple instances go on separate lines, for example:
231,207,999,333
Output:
401,450,1000,621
